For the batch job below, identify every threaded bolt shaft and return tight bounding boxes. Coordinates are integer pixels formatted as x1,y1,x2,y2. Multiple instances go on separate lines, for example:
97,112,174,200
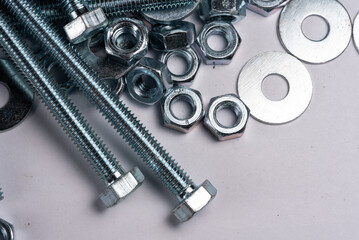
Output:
36,0,195,21
3,0,216,220
0,11,138,190
62,0,87,19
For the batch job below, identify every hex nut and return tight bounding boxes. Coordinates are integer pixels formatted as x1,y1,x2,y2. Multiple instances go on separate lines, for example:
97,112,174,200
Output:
125,57,172,105
150,21,196,51
246,0,288,16
173,180,217,222
199,0,246,22
105,18,149,67
99,167,144,207
64,8,108,44
0,218,14,240
161,86,204,133
196,21,241,65
159,47,200,86
204,94,249,141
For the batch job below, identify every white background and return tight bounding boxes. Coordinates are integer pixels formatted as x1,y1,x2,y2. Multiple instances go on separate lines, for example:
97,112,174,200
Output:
1,0,359,239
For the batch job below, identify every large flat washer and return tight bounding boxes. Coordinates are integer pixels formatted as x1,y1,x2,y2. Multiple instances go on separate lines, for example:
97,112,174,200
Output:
353,13,359,52
278,0,352,64
237,52,312,125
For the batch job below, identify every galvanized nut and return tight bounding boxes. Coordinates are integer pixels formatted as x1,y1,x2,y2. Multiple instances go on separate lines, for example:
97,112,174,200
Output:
105,17,149,66
161,86,204,133
159,47,200,86
125,57,172,105
204,94,249,141
199,0,247,22
246,0,289,16
149,21,196,51
195,21,241,65
64,8,108,44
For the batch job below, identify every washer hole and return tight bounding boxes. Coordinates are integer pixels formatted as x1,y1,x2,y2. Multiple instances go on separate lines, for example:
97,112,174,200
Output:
170,95,196,120
133,73,160,98
214,102,242,128
0,83,10,108
166,52,191,76
207,31,228,52
261,74,289,101
301,15,330,42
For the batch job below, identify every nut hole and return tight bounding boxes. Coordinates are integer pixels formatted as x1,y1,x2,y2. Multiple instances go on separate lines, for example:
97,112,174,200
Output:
214,101,242,128
170,94,196,120
261,74,289,101
166,52,192,76
133,73,161,99
301,15,330,42
206,31,229,52
0,82,10,108
112,25,141,51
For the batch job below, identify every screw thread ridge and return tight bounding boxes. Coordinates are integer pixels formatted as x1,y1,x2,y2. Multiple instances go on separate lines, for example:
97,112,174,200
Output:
37,0,195,20
0,11,124,184
61,0,87,16
4,0,194,197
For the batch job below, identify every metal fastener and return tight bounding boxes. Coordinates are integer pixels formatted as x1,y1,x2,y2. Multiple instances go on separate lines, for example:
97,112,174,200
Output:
0,12,144,207
4,0,216,221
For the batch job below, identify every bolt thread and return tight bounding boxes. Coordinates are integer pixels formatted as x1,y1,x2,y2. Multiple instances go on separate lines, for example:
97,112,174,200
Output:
0,11,125,184
3,0,194,198
35,0,195,20
61,0,87,18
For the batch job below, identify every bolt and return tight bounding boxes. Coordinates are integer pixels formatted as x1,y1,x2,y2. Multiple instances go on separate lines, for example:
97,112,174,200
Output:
60,0,108,43
36,0,196,21
3,0,216,221
0,12,144,207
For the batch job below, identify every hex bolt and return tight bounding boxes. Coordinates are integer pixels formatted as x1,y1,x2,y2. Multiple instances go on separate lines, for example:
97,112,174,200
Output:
37,0,196,21
0,12,144,207
60,0,108,43
3,0,216,221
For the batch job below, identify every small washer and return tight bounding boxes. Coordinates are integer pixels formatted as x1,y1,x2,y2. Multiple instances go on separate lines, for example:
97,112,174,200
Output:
278,0,352,64
237,52,312,125
353,13,359,52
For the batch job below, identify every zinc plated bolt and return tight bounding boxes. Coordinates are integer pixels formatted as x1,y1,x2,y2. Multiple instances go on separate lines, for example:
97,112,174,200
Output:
3,0,216,222
0,12,144,207
61,0,108,43
37,0,196,21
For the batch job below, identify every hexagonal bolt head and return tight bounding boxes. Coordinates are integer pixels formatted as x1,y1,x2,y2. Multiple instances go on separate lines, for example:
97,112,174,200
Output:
64,8,108,44
150,21,196,51
105,17,149,66
246,0,288,16
199,0,247,22
204,94,249,141
173,180,217,222
125,57,173,105
161,86,205,133
0,218,14,240
99,167,144,207
195,21,241,65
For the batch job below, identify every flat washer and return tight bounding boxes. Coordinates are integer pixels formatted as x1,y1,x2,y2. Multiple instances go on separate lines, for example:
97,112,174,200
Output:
237,51,312,125
0,60,33,131
353,13,359,52
278,0,352,64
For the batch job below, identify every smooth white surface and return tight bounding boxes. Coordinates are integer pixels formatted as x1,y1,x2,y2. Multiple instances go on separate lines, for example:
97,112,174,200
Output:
1,0,359,239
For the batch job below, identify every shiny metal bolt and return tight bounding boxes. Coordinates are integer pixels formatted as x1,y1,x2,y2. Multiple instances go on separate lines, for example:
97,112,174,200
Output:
0,12,144,207
3,0,216,221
